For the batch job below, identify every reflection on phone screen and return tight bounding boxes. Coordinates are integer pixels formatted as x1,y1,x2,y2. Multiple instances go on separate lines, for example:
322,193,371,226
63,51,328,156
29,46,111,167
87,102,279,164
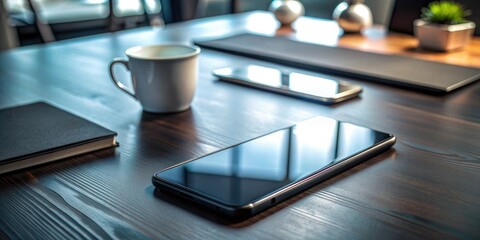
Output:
156,116,390,206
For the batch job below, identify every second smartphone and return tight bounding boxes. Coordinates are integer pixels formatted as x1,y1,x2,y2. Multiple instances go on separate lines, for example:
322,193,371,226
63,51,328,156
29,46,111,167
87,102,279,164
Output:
213,65,362,104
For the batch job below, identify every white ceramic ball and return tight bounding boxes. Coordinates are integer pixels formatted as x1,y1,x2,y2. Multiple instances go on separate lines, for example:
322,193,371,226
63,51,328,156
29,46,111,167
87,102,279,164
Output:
332,2,372,33
269,0,305,26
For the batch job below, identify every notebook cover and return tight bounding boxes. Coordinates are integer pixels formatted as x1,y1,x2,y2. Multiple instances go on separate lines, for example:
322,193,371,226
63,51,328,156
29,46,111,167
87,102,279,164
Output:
0,102,117,165
196,33,480,94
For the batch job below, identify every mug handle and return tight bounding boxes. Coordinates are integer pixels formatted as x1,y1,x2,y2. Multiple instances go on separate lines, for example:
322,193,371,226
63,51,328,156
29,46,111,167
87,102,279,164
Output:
109,58,137,99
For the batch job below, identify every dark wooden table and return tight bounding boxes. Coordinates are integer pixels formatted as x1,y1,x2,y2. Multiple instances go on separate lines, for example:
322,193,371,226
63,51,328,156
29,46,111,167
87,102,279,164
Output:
1,11,479,239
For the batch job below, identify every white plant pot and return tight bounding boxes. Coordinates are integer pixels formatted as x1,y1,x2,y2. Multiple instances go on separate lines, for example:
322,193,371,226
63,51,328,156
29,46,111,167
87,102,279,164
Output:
414,19,476,51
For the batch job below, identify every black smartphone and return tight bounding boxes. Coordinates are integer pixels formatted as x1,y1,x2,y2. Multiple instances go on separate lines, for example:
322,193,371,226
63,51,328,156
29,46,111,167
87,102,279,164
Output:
152,116,395,220
213,65,363,104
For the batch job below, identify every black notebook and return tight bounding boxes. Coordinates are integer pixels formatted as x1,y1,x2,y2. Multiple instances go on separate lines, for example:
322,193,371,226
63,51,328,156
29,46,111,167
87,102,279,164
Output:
196,33,480,94
0,102,118,174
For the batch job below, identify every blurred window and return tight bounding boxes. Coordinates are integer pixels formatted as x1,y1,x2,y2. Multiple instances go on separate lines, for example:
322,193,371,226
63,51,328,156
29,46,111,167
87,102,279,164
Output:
3,0,161,24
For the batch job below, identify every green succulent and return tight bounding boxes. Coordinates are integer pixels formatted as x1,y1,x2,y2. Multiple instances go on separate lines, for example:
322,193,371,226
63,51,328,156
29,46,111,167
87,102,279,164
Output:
421,1,471,24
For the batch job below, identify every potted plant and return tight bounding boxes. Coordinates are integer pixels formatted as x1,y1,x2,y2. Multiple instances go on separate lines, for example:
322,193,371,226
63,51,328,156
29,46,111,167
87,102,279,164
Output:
414,1,476,51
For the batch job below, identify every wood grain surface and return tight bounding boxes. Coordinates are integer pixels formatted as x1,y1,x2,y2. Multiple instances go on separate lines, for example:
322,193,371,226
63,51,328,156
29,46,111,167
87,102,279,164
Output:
1,11,479,239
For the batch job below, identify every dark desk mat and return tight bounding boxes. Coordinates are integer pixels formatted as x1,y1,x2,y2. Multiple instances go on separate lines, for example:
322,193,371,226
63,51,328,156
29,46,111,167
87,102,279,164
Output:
196,33,480,94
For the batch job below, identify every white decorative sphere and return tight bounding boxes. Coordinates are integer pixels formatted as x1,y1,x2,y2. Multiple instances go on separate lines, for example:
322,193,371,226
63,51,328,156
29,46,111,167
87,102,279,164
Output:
333,1,373,33
269,0,305,26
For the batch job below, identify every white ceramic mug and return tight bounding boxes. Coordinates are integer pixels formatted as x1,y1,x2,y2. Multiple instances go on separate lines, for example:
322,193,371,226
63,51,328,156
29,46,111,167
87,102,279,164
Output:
109,44,201,113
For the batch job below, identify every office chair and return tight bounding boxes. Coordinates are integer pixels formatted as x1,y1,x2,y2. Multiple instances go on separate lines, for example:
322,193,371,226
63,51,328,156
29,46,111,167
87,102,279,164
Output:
5,0,162,46
25,0,55,42
2,0,55,43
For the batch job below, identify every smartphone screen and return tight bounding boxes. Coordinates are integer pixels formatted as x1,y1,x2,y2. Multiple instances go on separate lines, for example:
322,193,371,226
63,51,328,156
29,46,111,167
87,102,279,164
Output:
153,116,395,218
213,65,362,103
